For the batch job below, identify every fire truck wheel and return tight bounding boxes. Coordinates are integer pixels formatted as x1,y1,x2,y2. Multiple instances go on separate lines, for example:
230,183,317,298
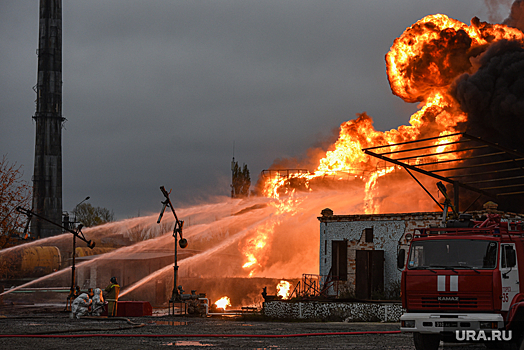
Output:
506,334,524,350
484,342,500,349
413,333,441,350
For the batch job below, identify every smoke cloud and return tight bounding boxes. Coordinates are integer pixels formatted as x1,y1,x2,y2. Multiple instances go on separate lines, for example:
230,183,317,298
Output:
504,0,524,30
484,0,513,23
451,6,524,212
452,39,524,151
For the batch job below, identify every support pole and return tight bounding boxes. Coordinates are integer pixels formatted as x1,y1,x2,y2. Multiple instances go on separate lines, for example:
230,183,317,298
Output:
173,228,178,302
71,234,76,291
454,181,460,213
17,206,94,248
404,167,443,211
157,186,187,315
69,196,89,291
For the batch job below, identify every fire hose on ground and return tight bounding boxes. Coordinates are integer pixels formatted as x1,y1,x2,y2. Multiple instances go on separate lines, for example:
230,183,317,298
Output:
0,305,401,338
0,316,145,335
0,330,401,338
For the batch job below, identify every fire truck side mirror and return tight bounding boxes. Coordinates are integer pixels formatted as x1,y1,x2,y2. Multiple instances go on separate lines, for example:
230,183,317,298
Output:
397,249,406,269
507,247,516,268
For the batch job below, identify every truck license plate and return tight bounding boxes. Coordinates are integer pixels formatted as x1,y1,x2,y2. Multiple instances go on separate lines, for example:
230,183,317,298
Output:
435,322,457,327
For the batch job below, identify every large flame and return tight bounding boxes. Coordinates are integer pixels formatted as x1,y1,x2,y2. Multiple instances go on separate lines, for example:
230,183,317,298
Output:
241,196,302,276
262,14,524,201
244,13,524,275
241,220,273,276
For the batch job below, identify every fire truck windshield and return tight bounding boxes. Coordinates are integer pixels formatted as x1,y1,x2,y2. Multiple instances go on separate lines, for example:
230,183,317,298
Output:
407,239,498,270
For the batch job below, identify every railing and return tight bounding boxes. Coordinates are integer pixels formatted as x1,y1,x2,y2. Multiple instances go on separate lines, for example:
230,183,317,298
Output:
260,169,310,179
261,169,369,181
289,273,340,299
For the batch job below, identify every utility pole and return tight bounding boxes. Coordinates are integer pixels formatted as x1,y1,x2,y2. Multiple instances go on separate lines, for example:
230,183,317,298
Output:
231,156,235,198
231,142,235,198
31,0,64,238
68,196,90,292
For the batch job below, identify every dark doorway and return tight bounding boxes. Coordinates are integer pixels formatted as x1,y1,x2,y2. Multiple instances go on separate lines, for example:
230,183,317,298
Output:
355,250,384,299
331,241,348,281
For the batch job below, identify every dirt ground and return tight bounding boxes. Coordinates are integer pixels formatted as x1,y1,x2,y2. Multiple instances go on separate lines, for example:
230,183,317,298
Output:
0,304,505,349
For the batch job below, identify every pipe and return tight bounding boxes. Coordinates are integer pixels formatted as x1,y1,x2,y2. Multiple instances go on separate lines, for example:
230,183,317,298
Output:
0,330,401,338
198,297,209,316
12,287,70,291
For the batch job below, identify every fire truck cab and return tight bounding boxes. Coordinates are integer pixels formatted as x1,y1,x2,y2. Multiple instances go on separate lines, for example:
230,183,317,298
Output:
398,214,524,350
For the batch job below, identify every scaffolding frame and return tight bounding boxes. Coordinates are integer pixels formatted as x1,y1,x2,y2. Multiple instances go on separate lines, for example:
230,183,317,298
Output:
289,274,340,299
362,132,524,211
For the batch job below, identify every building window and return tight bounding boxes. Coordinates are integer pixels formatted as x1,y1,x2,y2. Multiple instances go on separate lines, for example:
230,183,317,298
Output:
365,227,374,243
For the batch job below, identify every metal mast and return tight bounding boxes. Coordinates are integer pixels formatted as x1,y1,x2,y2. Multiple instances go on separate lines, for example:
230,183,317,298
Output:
31,0,63,238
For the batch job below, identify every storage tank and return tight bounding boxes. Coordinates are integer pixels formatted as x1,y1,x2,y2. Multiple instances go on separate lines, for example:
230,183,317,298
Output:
75,247,115,257
5,246,62,278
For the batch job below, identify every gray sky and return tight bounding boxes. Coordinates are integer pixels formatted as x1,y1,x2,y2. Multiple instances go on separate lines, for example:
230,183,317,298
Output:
1,1,501,219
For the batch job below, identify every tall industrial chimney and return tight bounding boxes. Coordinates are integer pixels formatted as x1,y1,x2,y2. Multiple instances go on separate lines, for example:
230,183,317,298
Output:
31,0,63,238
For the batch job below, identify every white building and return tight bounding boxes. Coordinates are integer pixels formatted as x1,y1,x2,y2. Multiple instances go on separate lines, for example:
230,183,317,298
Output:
317,203,523,299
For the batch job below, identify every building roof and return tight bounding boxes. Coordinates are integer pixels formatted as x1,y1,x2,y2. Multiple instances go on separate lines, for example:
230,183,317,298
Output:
317,208,524,223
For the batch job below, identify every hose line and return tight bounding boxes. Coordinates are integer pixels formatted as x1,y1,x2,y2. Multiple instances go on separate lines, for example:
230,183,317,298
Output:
1,316,146,335
0,330,401,338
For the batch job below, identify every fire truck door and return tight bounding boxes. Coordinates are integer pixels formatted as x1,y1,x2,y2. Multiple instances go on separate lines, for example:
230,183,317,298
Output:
500,243,519,311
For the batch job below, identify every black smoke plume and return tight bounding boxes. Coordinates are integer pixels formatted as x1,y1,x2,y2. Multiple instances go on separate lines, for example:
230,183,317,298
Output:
452,39,524,153
451,38,524,212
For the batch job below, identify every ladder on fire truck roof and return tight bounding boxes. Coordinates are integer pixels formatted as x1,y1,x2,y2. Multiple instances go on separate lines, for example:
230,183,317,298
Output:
362,132,524,212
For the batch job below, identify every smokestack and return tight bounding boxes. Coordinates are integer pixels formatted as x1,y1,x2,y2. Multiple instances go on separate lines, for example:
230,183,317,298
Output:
31,0,63,238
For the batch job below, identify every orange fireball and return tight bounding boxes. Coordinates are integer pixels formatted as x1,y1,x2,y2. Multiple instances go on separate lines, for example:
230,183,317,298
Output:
386,14,524,103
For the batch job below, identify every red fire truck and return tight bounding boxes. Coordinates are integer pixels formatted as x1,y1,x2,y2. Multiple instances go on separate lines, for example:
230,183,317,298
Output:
398,213,524,350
